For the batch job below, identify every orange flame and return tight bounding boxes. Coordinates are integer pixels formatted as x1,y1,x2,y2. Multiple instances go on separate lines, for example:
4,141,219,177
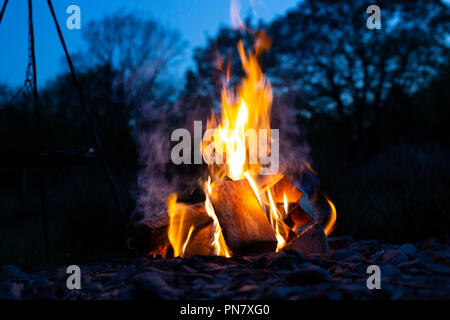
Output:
167,193,195,257
323,195,337,236
283,192,288,215
181,225,195,257
204,34,272,182
244,171,263,206
205,177,231,257
267,189,286,251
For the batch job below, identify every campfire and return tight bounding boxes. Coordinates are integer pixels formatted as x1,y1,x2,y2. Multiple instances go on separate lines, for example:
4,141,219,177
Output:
146,31,336,259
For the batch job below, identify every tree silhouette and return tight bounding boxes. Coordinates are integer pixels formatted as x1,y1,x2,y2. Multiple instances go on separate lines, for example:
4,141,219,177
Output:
78,12,186,125
266,0,450,152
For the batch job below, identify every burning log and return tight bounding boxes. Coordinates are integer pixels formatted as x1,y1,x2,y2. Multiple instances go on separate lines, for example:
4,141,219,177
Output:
167,199,217,258
311,192,337,236
291,167,336,236
182,223,215,258
132,203,214,257
262,174,312,231
285,222,329,255
256,173,284,192
270,175,303,204
210,179,278,255
285,203,313,228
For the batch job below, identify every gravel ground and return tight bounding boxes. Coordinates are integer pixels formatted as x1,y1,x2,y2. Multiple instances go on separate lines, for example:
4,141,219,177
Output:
1,236,449,300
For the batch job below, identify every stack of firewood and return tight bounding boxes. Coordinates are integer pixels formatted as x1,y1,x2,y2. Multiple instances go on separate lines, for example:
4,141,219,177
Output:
135,173,333,258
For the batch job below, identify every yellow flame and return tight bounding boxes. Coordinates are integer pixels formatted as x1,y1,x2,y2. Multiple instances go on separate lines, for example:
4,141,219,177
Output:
167,193,195,257
181,225,195,258
323,196,337,236
205,177,231,257
244,171,263,207
267,189,286,251
283,192,288,216
217,100,248,180
204,35,272,182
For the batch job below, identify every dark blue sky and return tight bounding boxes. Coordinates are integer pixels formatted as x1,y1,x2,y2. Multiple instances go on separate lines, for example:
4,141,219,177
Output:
0,0,299,87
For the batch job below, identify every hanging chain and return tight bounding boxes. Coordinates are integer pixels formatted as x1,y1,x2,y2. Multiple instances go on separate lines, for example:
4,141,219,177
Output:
23,11,34,99
1,9,34,109
0,16,33,109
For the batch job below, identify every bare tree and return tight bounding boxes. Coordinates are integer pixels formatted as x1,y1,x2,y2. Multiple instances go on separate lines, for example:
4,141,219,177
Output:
80,12,186,121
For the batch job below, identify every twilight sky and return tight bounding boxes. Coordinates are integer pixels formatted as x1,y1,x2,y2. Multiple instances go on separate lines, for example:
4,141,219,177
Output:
0,0,299,87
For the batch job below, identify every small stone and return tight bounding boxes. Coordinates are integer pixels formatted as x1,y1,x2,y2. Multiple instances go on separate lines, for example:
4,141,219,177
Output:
330,249,356,261
45,267,67,281
345,254,362,262
0,265,21,281
85,282,103,292
112,265,135,282
349,239,379,252
289,223,329,255
212,273,230,283
133,272,179,300
381,264,401,277
237,284,258,293
83,273,94,285
0,282,22,299
327,236,355,250
248,256,267,269
418,238,439,250
178,264,199,274
264,286,302,299
31,274,53,289
397,259,421,269
431,252,450,265
308,255,333,268
286,266,331,285
399,243,417,256
267,252,298,270
372,250,385,261
425,264,450,275
283,249,307,262
383,249,408,264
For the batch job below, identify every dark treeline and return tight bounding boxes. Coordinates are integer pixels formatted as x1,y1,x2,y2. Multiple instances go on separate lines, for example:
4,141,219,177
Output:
1,0,449,267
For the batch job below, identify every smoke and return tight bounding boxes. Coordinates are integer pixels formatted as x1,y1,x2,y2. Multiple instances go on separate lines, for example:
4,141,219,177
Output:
230,0,244,29
132,119,174,229
271,93,312,177
130,101,210,230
